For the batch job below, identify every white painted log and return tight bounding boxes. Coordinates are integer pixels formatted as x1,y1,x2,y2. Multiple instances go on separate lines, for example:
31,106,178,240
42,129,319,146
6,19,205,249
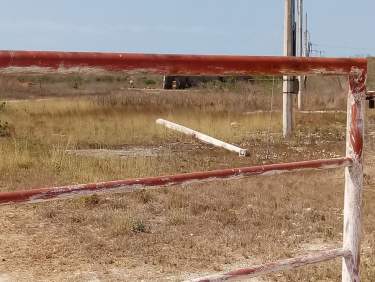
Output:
188,248,350,282
156,119,248,156
342,68,366,282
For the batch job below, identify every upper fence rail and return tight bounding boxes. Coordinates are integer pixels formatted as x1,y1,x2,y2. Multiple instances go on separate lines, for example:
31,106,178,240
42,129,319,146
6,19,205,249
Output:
0,50,367,76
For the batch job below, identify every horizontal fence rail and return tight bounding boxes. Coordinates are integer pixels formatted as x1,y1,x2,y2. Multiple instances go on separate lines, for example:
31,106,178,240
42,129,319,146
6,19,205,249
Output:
0,157,352,205
0,50,367,76
189,249,351,282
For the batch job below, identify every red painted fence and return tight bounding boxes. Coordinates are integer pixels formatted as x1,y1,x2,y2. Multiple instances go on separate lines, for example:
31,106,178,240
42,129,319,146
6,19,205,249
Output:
0,51,368,282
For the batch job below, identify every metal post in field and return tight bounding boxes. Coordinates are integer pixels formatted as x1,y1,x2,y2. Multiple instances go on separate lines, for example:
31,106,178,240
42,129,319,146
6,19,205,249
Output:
342,68,366,282
283,0,295,137
297,0,304,110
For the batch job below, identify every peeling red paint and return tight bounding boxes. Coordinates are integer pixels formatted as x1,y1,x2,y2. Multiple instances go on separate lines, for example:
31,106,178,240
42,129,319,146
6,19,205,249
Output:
0,51,367,76
350,104,363,158
0,158,352,205
190,249,351,281
348,68,366,158
349,67,367,95
342,64,367,282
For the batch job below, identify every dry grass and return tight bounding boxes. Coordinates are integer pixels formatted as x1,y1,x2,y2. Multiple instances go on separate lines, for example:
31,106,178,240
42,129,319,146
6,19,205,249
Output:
0,70,375,281
0,97,282,191
0,95,348,192
2,167,375,281
368,57,375,90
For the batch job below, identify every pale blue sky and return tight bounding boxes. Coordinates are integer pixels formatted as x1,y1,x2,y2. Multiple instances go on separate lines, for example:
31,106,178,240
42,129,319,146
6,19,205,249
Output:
1,0,374,57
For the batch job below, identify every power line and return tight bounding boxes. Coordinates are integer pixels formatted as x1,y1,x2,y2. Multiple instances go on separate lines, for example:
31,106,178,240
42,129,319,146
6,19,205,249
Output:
314,43,375,52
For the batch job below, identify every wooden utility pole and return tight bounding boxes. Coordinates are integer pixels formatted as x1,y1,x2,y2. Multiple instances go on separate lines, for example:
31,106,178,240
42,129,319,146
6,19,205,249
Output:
297,0,304,110
296,0,303,57
283,0,295,137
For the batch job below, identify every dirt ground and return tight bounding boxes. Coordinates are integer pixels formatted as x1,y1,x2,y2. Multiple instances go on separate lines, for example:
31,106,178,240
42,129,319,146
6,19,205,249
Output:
0,70,375,281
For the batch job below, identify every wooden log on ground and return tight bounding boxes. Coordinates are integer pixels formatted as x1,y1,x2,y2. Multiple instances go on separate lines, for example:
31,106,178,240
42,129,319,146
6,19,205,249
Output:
156,119,248,156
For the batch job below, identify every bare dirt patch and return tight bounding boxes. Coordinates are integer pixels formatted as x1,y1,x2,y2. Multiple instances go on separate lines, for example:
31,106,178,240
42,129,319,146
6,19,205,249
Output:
66,143,210,159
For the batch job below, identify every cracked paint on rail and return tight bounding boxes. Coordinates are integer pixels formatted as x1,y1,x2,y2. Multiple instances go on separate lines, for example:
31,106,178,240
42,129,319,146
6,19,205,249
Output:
189,249,351,281
0,158,352,206
0,51,367,76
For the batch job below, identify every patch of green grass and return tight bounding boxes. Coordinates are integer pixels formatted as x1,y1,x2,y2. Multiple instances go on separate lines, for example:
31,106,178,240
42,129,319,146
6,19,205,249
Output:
144,79,156,86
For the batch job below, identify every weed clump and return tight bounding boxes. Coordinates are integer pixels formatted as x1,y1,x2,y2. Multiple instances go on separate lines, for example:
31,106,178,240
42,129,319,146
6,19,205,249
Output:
80,194,101,208
0,102,11,137
110,213,149,236
131,219,147,233
144,79,156,86
135,190,154,204
168,210,188,226
0,121,10,137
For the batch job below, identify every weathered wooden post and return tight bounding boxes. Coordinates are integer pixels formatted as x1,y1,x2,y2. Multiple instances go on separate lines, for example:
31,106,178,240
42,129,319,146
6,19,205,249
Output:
283,0,295,137
342,67,367,282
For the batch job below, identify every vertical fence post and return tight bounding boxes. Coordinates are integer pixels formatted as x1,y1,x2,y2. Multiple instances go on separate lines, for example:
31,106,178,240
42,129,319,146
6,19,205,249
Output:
342,67,367,282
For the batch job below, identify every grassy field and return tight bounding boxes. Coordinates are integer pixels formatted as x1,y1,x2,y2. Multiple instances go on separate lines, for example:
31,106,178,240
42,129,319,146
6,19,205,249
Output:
0,60,375,281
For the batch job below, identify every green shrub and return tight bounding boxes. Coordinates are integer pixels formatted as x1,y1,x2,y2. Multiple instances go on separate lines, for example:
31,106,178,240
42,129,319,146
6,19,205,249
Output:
0,102,10,137
144,79,156,86
0,121,10,137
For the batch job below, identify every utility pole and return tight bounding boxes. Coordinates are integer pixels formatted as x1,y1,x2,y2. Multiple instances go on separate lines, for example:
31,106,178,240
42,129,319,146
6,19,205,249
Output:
283,0,295,138
297,0,304,110
304,13,310,57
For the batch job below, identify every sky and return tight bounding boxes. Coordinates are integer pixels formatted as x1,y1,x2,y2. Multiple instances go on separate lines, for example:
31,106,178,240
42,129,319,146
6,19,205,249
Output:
0,0,374,57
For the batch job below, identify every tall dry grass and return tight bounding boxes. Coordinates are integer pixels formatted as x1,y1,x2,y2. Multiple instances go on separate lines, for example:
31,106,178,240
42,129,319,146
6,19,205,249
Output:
0,95,285,192
0,89,350,193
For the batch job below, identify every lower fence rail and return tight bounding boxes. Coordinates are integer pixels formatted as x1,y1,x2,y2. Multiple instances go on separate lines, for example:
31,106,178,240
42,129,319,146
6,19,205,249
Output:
189,249,351,282
0,157,351,205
